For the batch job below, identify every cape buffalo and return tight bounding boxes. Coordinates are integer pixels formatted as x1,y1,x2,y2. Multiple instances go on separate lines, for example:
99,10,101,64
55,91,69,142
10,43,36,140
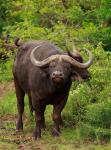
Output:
13,38,93,139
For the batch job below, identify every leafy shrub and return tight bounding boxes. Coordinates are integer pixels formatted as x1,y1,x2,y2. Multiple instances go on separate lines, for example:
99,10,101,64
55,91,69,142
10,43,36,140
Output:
67,42,111,140
0,59,13,83
85,101,111,128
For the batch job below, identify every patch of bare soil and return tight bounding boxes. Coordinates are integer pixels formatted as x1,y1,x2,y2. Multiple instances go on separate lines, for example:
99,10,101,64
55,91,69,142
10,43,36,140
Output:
0,81,14,98
0,114,16,124
0,128,45,150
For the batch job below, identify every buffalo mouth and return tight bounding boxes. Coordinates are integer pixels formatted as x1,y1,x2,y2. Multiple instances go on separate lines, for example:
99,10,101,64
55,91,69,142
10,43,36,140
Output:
52,77,63,82
51,77,64,86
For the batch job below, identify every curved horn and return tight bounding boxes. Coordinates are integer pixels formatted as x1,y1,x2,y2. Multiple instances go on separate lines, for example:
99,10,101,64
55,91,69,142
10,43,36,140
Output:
63,48,93,69
30,45,61,67
67,41,80,58
30,45,93,69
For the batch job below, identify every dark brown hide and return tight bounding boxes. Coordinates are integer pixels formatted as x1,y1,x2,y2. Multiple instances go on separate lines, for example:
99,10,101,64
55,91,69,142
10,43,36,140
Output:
13,40,91,139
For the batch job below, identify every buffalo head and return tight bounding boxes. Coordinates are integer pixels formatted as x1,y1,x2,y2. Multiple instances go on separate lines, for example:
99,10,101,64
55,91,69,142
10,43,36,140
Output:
30,45,93,87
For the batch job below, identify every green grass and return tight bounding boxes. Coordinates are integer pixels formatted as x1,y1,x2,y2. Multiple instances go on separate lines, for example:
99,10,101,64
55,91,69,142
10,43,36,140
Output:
0,82,111,150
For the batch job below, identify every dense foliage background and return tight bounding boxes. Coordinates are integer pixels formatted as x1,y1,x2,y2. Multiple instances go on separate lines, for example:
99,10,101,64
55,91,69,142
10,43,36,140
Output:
0,0,111,144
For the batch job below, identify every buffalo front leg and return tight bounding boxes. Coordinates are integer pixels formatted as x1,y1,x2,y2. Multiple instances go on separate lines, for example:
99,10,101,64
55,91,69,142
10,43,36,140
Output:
31,93,46,139
33,106,46,139
14,78,25,131
52,100,67,137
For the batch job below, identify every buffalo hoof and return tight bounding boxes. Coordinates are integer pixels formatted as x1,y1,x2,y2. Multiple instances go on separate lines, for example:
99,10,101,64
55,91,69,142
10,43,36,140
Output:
16,121,23,131
52,128,60,137
33,130,41,140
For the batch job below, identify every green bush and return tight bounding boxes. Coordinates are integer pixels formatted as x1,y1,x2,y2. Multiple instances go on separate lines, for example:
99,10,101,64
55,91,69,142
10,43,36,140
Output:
65,42,111,140
0,59,13,83
85,101,111,128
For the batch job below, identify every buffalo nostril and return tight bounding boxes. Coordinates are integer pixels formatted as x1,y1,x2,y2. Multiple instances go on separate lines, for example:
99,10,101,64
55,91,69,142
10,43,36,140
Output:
52,72,57,77
59,73,64,77
52,71,64,78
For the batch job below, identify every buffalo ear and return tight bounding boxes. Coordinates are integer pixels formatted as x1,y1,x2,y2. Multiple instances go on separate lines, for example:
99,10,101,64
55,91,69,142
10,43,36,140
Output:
71,71,82,81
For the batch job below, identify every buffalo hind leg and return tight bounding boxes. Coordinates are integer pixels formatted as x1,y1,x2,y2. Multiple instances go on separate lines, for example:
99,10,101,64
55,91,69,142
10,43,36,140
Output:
40,105,46,129
59,116,64,128
14,78,25,131
28,94,34,114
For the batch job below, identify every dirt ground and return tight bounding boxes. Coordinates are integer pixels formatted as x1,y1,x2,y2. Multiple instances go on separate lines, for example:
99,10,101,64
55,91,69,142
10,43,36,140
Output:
0,82,14,98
